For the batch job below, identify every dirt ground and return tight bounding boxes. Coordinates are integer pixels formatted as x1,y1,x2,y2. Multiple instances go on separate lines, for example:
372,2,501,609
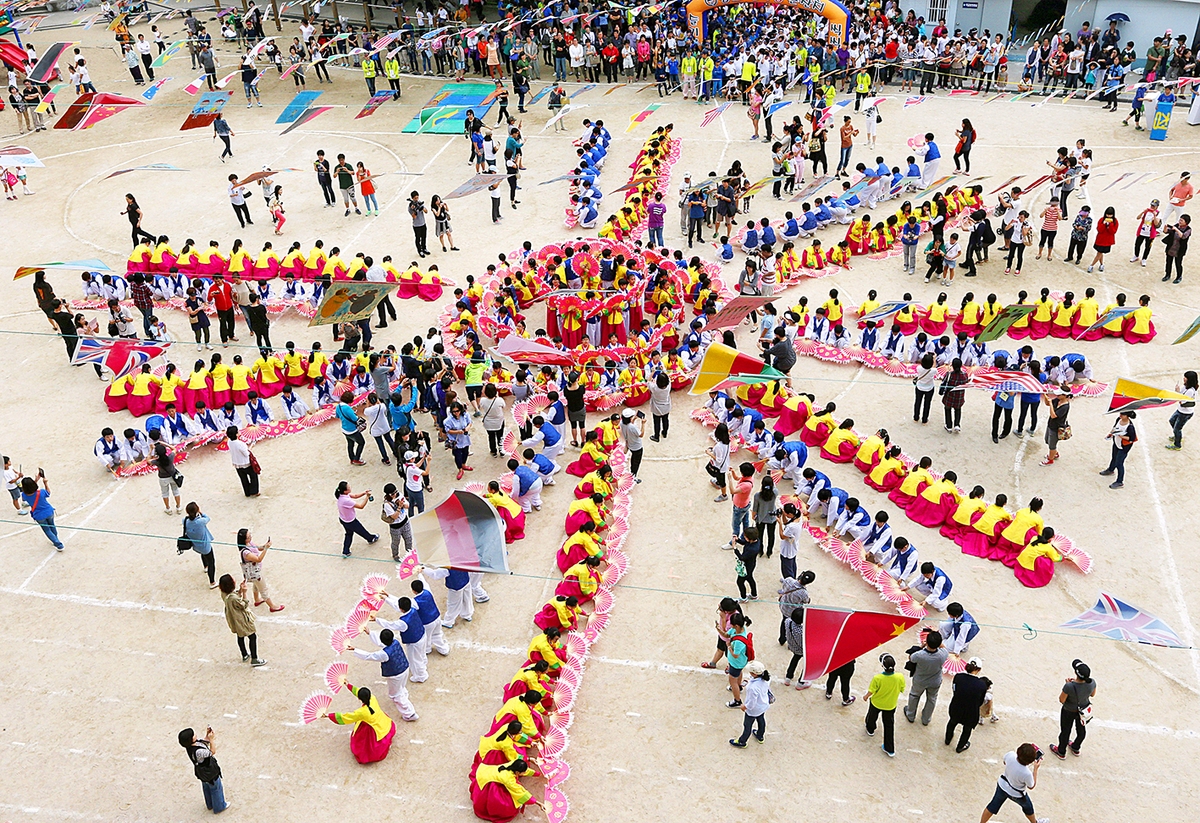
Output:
2,10,1200,823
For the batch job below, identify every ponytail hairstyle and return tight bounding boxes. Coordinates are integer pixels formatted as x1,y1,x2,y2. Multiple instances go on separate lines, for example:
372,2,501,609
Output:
496,720,523,741
880,653,896,673
335,480,350,498
356,686,374,713
1028,496,1044,513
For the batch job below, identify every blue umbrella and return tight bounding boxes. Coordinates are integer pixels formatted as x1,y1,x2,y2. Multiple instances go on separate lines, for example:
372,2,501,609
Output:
1106,12,1131,22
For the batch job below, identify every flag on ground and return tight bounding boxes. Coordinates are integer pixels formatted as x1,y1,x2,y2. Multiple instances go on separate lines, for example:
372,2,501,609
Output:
802,606,920,682
280,105,334,135
1173,312,1200,346
1107,378,1192,413
276,90,323,124
858,300,913,325
690,342,785,395
625,103,661,132
903,95,927,107
70,337,169,379
1060,591,1184,647
967,370,1048,394
412,490,510,574
492,335,579,367
1076,305,1136,339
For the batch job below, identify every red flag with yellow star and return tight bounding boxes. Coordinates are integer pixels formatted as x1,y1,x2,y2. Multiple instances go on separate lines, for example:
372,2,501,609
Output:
801,606,919,682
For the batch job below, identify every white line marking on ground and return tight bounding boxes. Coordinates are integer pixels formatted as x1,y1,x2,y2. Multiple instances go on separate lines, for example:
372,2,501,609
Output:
18,481,127,591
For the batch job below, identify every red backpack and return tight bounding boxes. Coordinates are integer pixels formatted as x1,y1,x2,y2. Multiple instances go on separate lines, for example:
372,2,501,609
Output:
731,631,755,661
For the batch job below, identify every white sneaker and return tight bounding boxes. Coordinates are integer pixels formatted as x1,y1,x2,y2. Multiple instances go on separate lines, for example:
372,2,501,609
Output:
1099,264,1105,272
1129,256,1139,262
1140,260,1146,267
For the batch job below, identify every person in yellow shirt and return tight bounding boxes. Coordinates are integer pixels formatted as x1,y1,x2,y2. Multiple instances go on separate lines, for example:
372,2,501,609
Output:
866,445,906,491
1122,294,1155,344
304,241,327,280
525,626,564,675
853,428,889,473
557,521,604,573
282,342,307,386
822,289,845,325
228,354,254,404
558,556,603,604
908,470,962,528
155,363,185,415
471,758,541,821
226,240,250,276
126,363,163,417
305,342,329,381
864,653,906,756
534,594,584,632
821,419,860,462
889,455,932,508
1029,287,1057,339
942,485,987,542
1051,292,1077,338
252,351,284,398
326,683,396,764
565,493,607,535
996,497,1045,564
1072,287,1101,339
208,353,232,407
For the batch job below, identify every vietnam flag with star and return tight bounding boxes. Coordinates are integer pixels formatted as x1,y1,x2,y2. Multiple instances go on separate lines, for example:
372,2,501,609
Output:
802,606,919,682
689,342,784,396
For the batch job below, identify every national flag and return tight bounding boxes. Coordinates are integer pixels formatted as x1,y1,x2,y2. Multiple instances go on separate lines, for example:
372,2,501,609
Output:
411,490,510,575
967,370,1047,394
1107,378,1192,413
975,304,1037,343
279,62,302,83
215,70,239,89
183,75,207,95
903,95,926,108
569,84,597,98
276,90,322,124
70,337,170,379
492,335,578,367
355,91,393,119
690,342,784,396
700,101,732,128
151,40,184,68
0,146,45,169
1060,591,1184,648
625,103,661,133
105,164,185,179
1173,313,1200,346
14,258,111,279
250,69,270,87
608,176,660,195
443,172,512,199
711,374,784,392
707,295,775,330
948,89,978,97
34,83,67,114
742,175,783,198
1072,305,1134,340
987,175,1023,195
280,105,333,135
55,92,145,131
801,606,920,682
180,90,232,130
767,100,792,117
858,300,913,325
141,77,172,101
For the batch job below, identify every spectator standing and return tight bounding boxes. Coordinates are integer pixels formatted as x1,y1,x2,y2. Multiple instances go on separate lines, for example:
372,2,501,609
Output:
728,661,772,748
648,372,671,441
620,408,645,481
1040,385,1071,466
226,427,259,496
1161,215,1191,284
227,174,252,228
1167,370,1197,450
408,192,429,257
177,726,227,814
335,480,378,557
314,150,335,207
941,357,968,432
864,653,906,757
1050,659,1096,759
1099,409,1137,488
207,274,237,346
381,483,413,561
945,657,988,752
184,502,217,587
904,630,949,725
19,472,64,551
979,743,1045,823
238,528,283,612
219,574,266,665
154,443,182,514
336,391,366,465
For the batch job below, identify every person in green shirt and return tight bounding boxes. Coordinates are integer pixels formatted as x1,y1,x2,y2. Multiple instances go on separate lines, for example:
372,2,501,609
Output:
464,351,489,417
1145,37,1168,79
334,153,360,217
864,653,906,757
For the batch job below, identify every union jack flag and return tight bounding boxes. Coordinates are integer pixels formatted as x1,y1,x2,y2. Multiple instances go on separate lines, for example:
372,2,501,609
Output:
903,95,927,108
967,370,1047,394
71,337,170,379
1060,591,1185,648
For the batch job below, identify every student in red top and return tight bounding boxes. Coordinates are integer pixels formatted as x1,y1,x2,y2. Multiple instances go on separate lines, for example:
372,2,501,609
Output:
725,461,756,550
1036,197,1061,261
1087,206,1119,273
206,273,238,345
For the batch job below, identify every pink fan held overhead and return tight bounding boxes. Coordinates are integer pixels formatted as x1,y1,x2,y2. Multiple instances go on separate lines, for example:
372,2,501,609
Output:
396,549,420,580
324,661,349,694
329,627,351,655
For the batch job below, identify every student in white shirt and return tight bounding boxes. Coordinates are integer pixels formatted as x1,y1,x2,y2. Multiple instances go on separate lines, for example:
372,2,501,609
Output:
4,456,26,514
941,232,962,286
979,743,1043,823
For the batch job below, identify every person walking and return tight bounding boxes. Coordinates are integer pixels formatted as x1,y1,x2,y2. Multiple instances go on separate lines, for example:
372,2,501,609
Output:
1099,409,1137,488
335,391,366,465
1161,214,1191,284
941,358,968,432
728,661,772,747
219,574,266,665
335,153,361,216
178,726,227,814
648,372,671,441
213,113,234,160
620,408,645,481
227,174,252,228
381,483,413,561
913,352,937,424
445,401,474,480
1167,370,1197,450
206,273,237,346
408,191,429,257
1050,658,1096,759
978,743,1046,823
904,630,949,726
945,657,988,752
835,115,858,178
19,472,64,551
121,194,156,248
335,480,378,557
183,502,217,588
238,528,283,612
154,443,183,514
734,526,761,603
246,293,271,356
226,427,259,496
314,150,335,207
1040,385,1071,466
864,653,906,757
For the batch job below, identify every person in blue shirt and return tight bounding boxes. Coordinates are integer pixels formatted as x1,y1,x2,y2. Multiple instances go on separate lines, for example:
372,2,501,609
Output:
875,157,890,180
409,577,450,656
991,387,1016,443
20,473,63,551
901,215,921,274
524,447,560,485
814,198,834,226
759,217,777,247
799,203,820,235
182,500,216,586
740,220,760,253
687,188,707,247
782,211,801,238
336,390,366,465
506,457,543,512
1123,85,1147,129
920,133,941,185
718,236,735,262
797,466,829,500
905,155,923,189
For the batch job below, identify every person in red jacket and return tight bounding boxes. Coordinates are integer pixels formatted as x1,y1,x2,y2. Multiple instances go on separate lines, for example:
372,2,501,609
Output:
206,273,238,345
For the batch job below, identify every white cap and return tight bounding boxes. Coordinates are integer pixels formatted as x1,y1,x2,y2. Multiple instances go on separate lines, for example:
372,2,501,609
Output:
404,451,418,461
968,656,983,668
621,408,635,419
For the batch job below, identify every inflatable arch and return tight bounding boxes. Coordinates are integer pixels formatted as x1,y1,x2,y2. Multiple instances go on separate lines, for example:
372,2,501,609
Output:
686,0,851,47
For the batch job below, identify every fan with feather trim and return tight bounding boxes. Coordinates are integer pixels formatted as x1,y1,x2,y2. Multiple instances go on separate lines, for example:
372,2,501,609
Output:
541,757,572,789
943,654,967,675
825,535,858,565
551,680,577,713
361,573,390,599
895,599,928,619
1051,534,1093,574
344,605,372,637
584,611,609,643
876,573,912,604
563,631,590,662
540,724,570,758
501,429,521,457
324,661,349,693
549,709,574,732
558,662,582,691
299,691,332,724
591,588,615,615
329,627,351,654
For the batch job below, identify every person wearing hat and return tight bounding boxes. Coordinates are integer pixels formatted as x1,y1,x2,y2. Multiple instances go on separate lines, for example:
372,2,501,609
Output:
1100,409,1137,488
620,408,645,482
1163,171,1193,225
864,653,906,757
1051,659,1096,758
1040,382,1072,466
678,172,693,234
1131,199,1162,266
945,657,988,753
728,660,772,748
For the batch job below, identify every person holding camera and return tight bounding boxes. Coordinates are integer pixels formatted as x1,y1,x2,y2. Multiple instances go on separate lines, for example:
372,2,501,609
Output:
945,657,988,752
1051,659,1096,759
336,481,378,558
178,725,227,814
1099,409,1138,489
183,502,217,587
979,742,1047,823
19,471,64,551
904,629,949,726
619,408,645,481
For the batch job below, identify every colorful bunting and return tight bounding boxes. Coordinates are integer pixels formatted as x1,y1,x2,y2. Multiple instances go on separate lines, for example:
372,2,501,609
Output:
411,491,510,575
625,103,661,133
690,342,784,396
280,105,334,135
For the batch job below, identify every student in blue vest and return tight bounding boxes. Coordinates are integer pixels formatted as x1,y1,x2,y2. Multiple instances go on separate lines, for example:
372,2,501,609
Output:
907,562,953,610
410,577,451,656
20,473,64,551
347,627,418,721
524,447,560,486
94,427,125,473
424,564,474,628
507,457,543,513
522,414,565,460
376,594,428,682
545,390,568,444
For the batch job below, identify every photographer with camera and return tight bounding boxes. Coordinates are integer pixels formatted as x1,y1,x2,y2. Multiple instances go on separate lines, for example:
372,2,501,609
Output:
620,408,645,481
979,742,1047,823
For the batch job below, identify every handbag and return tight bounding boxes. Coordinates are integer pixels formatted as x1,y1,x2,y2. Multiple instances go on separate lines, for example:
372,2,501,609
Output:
1079,704,1093,725
1058,424,1072,441
875,114,882,124
172,471,185,489
177,520,193,555
735,557,747,577
248,451,261,474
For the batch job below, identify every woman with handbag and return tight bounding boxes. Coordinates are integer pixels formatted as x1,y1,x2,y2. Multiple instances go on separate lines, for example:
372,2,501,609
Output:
1050,659,1096,759
183,502,217,589
336,390,367,465
226,426,259,497
155,443,183,514
1040,385,1072,466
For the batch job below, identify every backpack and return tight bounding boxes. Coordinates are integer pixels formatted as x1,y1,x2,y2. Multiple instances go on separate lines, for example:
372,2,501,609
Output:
979,219,996,245
732,631,755,661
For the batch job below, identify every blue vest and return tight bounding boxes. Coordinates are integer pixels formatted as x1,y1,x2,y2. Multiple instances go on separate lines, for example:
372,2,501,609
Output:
414,589,440,623
533,454,555,475
248,401,269,425
548,401,566,426
782,440,808,465
514,465,538,496
380,640,409,677
861,327,878,349
932,567,952,596
166,414,189,438
397,610,425,645
446,568,470,590
540,421,561,447
864,523,892,553
98,437,121,456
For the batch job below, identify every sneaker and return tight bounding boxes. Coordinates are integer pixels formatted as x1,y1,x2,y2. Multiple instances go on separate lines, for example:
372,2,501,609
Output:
720,542,734,551
795,682,811,690
882,745,895,758
865,726,875,737
1129,256,1139,262
783,678,793,686
1098,469,1114,476
714,494,728,502
729,738,747,748
755,734,765,744
1109,481,1124,489
953,426,961,432
1166,444,1182,450
726,699,742,708
1140,260,1146,268
842,696,856,706
1050,744,1066,759
345,209,351,216
1099,264,1104,272
242,653,251,662
956,741,971,753
251,658,267,667
1086,265,1094,273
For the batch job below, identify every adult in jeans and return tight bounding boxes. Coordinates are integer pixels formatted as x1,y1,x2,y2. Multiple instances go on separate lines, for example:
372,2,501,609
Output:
686,187,706,247
1040,385,1071,466
1099,409,1137,488
444,401,474,480
724,461,754,547
19,473,64,551
941,358,968,431
226,426,259,496
1167,370,1197,450
408,192,429,258
178,726,227,814
364,392,394,465
648,372,671,441
904,630,949,725
945,657,988,752
835,116,858,178
646,190,667,247
979,743,1044,823
154,443,183,513
913,352,937,423
335,391,366,465
479,383,507,456
183,502,217,587
620,408,644,480
1050,658,1096,758
335,481,378,557
864,653,906,757
381,483,413,562
990,386,1015,443
728,661,771,747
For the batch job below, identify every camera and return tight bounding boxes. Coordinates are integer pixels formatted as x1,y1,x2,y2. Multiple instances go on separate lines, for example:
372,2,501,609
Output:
1032,744,1044,761
636,411,645,419
368,494,375,502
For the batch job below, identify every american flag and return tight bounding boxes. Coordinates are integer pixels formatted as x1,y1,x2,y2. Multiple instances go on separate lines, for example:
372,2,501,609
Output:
71,337,169,379
1060,591,1185,648
700,102,732,128
967,370,1047,394
903,95,927,108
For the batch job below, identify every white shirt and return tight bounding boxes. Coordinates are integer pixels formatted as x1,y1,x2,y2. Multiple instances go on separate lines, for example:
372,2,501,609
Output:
229,184,247,205
779,519,802,559
364,264,387,283
228,438,251,468
741,676,771,716
999,751,1035,797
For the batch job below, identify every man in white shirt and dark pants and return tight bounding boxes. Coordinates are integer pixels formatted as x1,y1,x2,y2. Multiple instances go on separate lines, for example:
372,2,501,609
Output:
226,426,259,496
